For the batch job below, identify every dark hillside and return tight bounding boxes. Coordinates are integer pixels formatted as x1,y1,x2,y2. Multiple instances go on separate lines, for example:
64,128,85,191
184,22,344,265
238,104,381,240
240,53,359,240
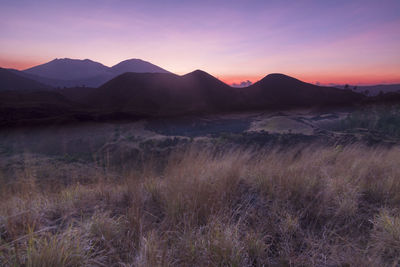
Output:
239,73,365,109
88,71,236,115
0,68,50,91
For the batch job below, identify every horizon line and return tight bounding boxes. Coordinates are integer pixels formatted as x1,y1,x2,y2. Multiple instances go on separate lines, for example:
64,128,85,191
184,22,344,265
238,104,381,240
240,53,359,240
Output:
2,57,400,87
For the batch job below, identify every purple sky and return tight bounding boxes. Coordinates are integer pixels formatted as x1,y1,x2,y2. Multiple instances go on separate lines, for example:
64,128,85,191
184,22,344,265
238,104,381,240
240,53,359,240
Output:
1,0,399,85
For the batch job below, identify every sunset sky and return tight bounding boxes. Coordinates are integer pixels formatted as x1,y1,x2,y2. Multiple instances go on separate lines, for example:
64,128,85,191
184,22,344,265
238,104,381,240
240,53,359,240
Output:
1,0,399,85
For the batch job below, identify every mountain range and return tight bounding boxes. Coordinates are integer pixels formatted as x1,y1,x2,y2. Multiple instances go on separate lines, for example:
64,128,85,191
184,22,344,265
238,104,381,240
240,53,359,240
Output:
2,57,400,127
3,58,399,93
82,71,363,116
0,62,369,127
6,58,170,88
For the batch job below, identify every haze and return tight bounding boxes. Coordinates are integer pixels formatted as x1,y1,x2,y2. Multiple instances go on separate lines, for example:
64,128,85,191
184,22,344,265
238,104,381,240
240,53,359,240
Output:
1,0,399,85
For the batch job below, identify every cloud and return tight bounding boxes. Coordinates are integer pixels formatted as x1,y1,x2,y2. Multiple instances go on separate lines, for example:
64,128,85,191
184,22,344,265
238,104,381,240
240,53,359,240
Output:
231,80,252,88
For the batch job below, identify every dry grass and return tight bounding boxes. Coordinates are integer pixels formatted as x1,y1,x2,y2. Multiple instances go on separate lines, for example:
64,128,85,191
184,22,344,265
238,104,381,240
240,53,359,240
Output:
1,144,400,266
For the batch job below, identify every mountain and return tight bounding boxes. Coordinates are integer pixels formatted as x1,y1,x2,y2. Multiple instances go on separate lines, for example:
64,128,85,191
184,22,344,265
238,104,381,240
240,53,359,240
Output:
0,68,50,91
238,73,364,109
22,58,112,88
87,70,235,115
110,59,169,74
0,69,369,127
87,71,364,115
7,68,84,88
24,58,110,80
20,58,171,88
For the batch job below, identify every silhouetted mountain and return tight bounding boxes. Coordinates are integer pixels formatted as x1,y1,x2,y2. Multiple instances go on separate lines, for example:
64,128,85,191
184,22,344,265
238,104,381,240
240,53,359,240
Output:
238,73,364,109
21,58,113,88
110,59,170,74
24,58,110,80
87,70,235,115
19,58,171,88
0,68,50,91
0,69,369,127
180,70,239,110
7,68,81,88
87,71,364,115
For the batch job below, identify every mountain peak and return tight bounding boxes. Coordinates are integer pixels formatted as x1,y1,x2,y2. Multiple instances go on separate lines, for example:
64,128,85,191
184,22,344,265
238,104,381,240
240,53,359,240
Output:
51,58,95,63
193,69,207,74
184,69,211,77
24,58,109,81
182,70,229,87
21,58,170,86
119,58,143,62
111,59,169,74
262,73,294,80
256,73,304,86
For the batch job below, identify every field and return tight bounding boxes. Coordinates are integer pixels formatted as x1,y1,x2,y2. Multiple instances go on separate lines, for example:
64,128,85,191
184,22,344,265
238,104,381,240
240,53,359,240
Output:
1,106,400,266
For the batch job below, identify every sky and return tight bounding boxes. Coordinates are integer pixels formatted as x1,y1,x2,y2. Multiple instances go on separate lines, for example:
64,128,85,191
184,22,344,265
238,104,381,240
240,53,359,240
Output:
0,0,399,85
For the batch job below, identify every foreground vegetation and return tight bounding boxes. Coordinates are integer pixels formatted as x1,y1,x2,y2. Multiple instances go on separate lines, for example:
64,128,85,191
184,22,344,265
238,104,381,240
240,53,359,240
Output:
340,105,400,138
1,144,400,266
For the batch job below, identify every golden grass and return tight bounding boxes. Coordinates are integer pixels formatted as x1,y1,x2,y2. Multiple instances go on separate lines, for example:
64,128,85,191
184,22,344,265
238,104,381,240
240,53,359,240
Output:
1,144,400,266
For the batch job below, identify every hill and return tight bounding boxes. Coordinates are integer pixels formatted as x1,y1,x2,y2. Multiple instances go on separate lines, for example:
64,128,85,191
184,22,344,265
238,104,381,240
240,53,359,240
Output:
239,73,365,109
87,71,364,115
0,69,370,126
0,68,50,91
110,59,170,74
87,70,235,115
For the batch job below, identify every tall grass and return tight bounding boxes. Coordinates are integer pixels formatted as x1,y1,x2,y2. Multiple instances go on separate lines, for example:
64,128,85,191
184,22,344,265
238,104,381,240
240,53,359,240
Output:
1,145,400,266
